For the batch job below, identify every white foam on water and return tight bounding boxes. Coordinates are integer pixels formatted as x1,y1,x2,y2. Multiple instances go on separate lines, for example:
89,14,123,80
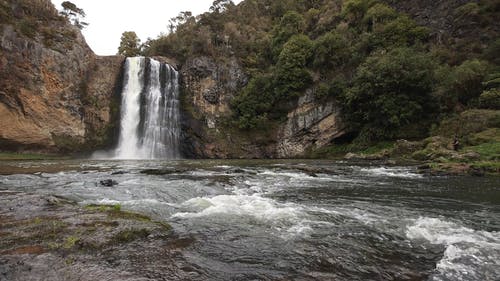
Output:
81,198,169,207
406,217,500,280
360,167,422,178
172,194,303,224
259,170,318,180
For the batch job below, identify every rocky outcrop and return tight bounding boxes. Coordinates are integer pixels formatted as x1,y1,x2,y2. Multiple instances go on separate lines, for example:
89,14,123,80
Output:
82,55,125,150
277,90,346,158
0,0,125,153
180,56,259,158
179,56,347,159
181,56,246,129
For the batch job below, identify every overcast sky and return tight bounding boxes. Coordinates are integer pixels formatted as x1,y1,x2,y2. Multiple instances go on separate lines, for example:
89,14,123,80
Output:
50,0,243,55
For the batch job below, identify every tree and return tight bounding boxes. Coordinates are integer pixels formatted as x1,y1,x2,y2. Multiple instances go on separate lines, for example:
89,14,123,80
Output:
60,1,88,29
210,0,235,14
435,59,490,109
118,31,141,57
271,11,305,59
343,47,437,140
168,11,194,33
273,34,313,100
313,31,350,69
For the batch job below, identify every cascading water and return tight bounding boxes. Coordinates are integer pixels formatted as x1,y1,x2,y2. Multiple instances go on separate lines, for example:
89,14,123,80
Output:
113,57,181,159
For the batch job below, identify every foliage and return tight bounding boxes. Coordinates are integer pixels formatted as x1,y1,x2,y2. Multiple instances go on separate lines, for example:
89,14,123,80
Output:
231,74,274,129
342,47,437,140
139,0,499,143
273,34,313,99
479,89,500,109
314,76,347,100
60,1,88,29
312,30,350,69
435,59,490,109
118,31,142,57
271,11,305,59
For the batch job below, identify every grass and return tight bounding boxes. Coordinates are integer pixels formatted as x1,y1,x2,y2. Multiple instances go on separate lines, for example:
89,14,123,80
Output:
465,141,500,161
308,141,395,159
0,152,69,160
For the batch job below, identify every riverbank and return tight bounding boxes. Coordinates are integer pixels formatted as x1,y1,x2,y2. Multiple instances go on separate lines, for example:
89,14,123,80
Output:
0,191,194,280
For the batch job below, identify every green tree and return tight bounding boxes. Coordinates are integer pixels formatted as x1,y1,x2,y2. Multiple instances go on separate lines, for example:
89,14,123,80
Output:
232,74,274,129
60,1,88,29
436,59,490,109
312,31,350,69
271,11,305,59
118,31,141,57
210,0,235,13
273,34,313,100
343,47,437,140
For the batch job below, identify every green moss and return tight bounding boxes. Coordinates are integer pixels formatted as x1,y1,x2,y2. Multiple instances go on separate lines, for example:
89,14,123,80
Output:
63,236,80,249
85,204,122,212
111,229,151,243
470,161,500,174
359,141,395,154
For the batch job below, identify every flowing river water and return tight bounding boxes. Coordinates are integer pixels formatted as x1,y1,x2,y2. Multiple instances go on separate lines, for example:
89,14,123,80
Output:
0,159,499,280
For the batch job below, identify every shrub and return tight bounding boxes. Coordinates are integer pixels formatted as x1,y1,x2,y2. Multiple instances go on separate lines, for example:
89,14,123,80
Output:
232,74,274,129
18,18,38,38
343,47,437,140
436,59,490,108
271,11,305,59
273,34,313,100
479,89,500,109
312,30,350,69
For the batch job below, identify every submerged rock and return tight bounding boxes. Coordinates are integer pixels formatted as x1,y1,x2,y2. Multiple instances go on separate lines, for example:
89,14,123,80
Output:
100,179,118,187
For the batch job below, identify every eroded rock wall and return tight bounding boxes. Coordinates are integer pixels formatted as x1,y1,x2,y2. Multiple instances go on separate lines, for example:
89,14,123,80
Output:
0,0,125,153
277,90,346,158
179,56,346,159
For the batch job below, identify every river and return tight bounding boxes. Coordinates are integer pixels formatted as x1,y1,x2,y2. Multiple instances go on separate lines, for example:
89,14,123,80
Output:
0,159,499,280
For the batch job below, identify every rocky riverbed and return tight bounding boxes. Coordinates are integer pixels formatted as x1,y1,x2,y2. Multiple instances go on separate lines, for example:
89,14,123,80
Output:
0,192,197,281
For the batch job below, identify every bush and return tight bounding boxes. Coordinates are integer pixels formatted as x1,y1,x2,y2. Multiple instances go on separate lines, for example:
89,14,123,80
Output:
232,74,274,129
18,18,38,38
479,89,500,109
343,47,437,140
271,11,305,58
369,15,429,48
362,3,398,29
312,30,350,69
436,59,490,108
273,34,313,100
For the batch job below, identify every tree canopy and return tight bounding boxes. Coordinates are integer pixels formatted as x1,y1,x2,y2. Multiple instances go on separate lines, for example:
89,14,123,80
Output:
117,31,141,57
60,1,88,29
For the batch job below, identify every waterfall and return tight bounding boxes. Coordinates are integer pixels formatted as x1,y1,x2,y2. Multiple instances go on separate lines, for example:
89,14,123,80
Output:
113,57,181,159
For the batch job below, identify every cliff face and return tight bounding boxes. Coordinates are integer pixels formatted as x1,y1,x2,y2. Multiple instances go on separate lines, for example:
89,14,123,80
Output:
179,56,346,158
277,91,346,158
0,0,124,153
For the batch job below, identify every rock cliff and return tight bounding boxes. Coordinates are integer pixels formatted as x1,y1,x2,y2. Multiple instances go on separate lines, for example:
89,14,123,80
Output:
277,90,346,158
0,0,124,153
179,56,346,158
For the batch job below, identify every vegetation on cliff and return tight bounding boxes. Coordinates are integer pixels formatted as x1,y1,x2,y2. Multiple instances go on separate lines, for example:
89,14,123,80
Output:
141,0,498,148
135,0,500,170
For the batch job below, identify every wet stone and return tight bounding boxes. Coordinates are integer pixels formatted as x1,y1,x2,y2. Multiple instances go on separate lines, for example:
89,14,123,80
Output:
100,179,118,187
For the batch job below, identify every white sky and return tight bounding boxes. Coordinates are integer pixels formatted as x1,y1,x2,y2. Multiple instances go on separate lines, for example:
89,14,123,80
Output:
50,0,242,55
